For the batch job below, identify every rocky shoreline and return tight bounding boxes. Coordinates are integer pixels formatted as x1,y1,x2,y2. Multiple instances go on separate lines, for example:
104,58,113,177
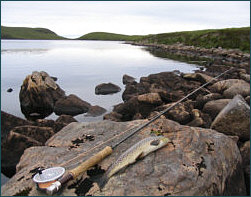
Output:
1,44,250,196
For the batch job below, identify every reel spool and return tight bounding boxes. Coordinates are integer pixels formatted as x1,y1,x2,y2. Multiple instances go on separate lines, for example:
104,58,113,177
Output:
33,167,65,191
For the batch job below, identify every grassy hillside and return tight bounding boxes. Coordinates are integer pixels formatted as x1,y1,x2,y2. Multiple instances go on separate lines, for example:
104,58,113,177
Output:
78,32,143,41
137,27,250,52
1,26,67,40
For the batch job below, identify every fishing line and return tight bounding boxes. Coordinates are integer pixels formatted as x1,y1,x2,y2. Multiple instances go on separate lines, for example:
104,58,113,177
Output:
61,67,233,168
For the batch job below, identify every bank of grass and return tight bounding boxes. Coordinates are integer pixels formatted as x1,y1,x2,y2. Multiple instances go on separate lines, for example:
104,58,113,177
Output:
1,26,67,40
78,32,143,41
137,27,250,52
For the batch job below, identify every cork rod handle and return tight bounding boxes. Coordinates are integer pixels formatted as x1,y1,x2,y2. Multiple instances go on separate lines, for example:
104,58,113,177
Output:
70,146,113,179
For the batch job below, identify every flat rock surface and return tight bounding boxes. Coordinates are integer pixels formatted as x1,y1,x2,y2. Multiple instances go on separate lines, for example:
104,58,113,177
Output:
1,119,246,196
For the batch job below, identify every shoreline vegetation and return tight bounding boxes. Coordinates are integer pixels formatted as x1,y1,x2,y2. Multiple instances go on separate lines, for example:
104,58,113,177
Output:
1,26,250,52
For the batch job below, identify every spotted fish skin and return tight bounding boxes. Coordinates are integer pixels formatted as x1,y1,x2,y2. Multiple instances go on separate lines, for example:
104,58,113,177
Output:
97,136,171,188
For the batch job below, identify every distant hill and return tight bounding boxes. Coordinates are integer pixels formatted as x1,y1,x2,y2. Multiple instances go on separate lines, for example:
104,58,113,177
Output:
136,27,250,52
1,26,67,40
78,32,143,41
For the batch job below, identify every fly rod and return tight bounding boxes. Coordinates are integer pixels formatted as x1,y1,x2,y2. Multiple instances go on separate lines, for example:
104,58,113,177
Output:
33,67,233,195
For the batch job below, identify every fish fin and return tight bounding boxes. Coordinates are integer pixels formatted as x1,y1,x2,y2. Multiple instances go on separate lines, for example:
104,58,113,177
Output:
135,152,144,161
90,173,109,190
150,139,160,146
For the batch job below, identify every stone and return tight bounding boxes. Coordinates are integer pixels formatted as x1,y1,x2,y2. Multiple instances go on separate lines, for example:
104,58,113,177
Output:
54,94,91,116
240,73,250,82
1,131,42,178
155,100,194,125
103,112,122,122
183,72,214,83
240,141,250,195
95,83,121,95
195,93,222,109
56,115,78,124
223,83,250,98
7,88,13,93
209,79,249,94
203,99,231,119
19,71,65,120
84,105,107,117
122,74,136,85
137,93,163,105
1,119,246,196
1,111,33,141
10,126,54,144
245,96,250,105
211,95,250,141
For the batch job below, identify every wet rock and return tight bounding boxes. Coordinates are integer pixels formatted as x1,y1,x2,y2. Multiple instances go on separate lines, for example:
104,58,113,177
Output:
122,74,136,85
137,93,163,105
19,71,65,120
182,72,214,83
203,99,231,119
56,115,78,124
240,141,250,195
195,93,222,109
211,95,250,141
2,119,246,196
7,88,13,93
95,83,121,95
1,131,42,178
85,105,107,117
54,94,91,116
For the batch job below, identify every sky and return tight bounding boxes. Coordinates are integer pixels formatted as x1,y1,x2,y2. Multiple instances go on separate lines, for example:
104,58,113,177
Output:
1,1,250,38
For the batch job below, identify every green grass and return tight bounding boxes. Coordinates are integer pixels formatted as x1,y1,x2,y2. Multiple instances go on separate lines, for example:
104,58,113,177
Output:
137,27,250,52
78,32,143,41
1,26,67,40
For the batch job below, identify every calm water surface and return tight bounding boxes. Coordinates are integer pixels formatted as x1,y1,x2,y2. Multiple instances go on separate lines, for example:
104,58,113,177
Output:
1,40,198,122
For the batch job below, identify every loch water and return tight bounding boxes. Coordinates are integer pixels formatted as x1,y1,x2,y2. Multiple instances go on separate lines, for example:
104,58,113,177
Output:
1,40,198,122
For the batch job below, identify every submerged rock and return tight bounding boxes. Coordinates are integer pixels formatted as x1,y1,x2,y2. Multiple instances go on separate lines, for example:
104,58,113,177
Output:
95,83,121,95
2,119,246,196
7,88,13,93
54,94,91,116
19,71,65,120
85,105,107,117
211,95,250,141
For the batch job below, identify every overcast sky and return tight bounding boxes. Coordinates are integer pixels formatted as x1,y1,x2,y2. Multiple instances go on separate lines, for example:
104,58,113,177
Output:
1,1,250,38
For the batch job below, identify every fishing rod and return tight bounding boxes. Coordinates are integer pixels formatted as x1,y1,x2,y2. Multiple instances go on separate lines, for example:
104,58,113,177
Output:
33,67,233,195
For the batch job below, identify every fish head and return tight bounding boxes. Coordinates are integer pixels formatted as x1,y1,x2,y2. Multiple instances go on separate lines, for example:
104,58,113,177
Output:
150,136,171,148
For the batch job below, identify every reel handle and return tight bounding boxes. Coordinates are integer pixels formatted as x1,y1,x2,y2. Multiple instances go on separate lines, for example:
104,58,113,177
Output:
70,146,113,179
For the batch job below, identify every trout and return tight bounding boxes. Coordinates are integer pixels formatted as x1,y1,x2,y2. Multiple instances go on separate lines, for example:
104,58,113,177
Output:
97,136,171,188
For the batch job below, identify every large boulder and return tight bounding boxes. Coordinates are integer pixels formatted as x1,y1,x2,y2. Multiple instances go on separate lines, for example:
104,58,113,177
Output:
211,95,250,141
202,99,231,119
1,119,246,196
95,83,121,95
195,93,222,109
54,94,91,116
19,71,65,120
